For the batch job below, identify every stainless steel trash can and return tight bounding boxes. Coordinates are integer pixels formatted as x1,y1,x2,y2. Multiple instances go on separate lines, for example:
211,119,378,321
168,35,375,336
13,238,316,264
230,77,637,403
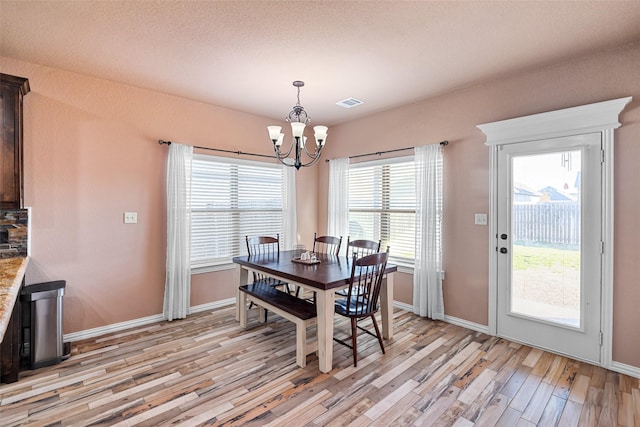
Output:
21,280,66,369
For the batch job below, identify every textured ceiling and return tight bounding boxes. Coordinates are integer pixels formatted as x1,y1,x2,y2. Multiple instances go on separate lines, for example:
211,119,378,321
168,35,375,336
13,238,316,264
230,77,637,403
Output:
2,1,640,126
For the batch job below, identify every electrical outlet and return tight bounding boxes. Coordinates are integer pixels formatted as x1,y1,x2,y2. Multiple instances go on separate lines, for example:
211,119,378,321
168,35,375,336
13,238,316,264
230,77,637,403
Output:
474,213,487,225
123,212,138,224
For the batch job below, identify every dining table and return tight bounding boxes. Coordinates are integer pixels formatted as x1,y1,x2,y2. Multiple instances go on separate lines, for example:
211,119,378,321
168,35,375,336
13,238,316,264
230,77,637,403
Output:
232,250,397,373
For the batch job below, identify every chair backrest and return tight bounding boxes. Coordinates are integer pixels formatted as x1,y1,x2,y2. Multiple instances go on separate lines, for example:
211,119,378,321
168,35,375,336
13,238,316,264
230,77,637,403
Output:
245,235,280,282
345,236,381,258
343,251,389,316
312,232,342,256
246,234,280,256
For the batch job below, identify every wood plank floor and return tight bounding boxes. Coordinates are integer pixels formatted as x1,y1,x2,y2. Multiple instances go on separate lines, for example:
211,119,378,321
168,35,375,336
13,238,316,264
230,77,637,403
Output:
0,306,638,426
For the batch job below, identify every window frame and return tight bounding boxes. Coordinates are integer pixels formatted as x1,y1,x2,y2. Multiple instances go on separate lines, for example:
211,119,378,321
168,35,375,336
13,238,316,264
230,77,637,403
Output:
348,155,417,268
190,154,286,273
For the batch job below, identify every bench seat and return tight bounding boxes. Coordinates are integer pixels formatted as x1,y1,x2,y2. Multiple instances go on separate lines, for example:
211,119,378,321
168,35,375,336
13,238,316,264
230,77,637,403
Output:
239,283,318,367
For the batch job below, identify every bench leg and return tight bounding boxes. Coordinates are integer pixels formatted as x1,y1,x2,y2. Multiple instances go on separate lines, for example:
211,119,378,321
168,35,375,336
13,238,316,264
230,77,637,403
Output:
257,307,267,323
239,291,248,328
295,319,307,368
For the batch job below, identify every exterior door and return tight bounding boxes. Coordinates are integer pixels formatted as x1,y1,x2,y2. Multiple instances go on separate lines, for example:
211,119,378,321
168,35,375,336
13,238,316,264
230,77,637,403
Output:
496,133,602,363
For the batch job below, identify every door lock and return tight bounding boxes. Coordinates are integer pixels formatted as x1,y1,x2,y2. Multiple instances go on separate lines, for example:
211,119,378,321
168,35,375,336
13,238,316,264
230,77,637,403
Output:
500,234,508,240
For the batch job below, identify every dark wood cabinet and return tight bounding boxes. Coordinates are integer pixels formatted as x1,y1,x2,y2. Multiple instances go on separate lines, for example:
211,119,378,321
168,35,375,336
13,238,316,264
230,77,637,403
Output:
1,73,30,209
0,74,29,383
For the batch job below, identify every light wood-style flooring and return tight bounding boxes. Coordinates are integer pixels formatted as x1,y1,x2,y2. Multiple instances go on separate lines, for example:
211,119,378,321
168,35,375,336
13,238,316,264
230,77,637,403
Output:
0,306,638,426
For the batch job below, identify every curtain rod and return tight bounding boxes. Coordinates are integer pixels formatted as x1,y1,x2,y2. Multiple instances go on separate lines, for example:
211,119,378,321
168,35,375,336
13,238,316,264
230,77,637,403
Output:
325,140,448,162
159,138,449,162
158,140,277,160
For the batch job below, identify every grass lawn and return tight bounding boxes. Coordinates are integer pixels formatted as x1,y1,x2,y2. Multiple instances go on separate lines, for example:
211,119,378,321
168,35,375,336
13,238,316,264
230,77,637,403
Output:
512,244,580,271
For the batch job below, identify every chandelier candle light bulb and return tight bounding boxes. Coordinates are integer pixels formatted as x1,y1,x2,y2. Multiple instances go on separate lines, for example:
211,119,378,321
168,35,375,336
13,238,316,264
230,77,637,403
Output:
268,80,328,169
314,125,327,146
291,122,306,138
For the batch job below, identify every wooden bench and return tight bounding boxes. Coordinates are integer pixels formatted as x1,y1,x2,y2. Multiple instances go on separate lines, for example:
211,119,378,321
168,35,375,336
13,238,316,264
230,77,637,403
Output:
239,283,317,367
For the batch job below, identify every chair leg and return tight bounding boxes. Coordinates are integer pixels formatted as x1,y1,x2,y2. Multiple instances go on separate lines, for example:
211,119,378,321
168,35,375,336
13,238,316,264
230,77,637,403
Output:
351,317,358,367
370,314,385,354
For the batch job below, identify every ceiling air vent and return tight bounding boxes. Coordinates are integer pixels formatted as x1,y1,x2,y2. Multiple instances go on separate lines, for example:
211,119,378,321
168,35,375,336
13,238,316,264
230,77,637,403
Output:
336,97,364,108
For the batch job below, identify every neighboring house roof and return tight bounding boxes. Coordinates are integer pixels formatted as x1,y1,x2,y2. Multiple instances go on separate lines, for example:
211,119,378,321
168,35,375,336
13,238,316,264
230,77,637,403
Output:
514,184,539,198
538,186,573,201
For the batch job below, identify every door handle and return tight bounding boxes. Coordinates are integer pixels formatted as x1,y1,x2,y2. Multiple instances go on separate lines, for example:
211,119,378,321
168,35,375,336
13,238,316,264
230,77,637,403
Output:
499,247,508,254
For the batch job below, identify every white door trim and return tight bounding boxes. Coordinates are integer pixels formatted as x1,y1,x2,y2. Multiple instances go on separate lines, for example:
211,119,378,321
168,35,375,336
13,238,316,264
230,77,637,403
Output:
477,96,631,370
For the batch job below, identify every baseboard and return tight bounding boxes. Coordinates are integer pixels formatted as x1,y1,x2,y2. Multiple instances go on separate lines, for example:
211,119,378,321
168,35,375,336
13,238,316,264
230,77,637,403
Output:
393,301,413,312
394,302,490,336
190,298,235,313
63,313,164,342
609,361,640,379
64,298,236,342
443,314,491,335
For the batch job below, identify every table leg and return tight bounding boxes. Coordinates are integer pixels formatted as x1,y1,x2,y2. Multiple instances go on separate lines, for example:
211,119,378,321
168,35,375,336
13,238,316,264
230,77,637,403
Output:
380,272,394,339
316,289,335,373
236,266,248,322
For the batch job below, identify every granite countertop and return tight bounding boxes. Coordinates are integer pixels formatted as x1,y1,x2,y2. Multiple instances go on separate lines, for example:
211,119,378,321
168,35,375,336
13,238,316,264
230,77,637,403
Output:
0,256,29,342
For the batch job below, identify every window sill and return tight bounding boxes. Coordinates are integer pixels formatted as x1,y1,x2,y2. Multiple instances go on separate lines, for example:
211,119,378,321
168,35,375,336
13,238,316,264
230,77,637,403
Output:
391,263,446,280
191,262,237,275
396,265,414,274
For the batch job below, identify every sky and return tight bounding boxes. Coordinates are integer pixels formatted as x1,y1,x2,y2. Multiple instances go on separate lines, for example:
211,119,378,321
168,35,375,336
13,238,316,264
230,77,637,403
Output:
512,150,581,193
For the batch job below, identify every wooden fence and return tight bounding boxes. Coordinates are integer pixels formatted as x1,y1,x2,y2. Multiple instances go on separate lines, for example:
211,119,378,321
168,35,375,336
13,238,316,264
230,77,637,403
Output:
512,202,580,246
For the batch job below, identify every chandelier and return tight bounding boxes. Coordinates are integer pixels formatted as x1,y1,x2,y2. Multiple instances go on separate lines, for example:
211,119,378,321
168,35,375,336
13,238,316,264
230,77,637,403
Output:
267,81,328,169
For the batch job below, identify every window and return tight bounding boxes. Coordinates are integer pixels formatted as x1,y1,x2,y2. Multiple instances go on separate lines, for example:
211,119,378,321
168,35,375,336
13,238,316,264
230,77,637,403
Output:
190,154,285,269
348,156,416,265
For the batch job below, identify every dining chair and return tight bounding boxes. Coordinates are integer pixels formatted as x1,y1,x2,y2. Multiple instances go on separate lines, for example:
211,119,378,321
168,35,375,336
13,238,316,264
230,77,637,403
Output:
336,237,383,298
295,233,343,302
345,237,381,258
246,234,280,256
245,234,292,292
334,250,389,367
312,233,342,256
245,234,292,320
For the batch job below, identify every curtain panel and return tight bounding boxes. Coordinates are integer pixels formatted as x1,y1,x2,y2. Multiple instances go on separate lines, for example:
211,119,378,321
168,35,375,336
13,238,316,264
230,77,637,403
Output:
327,157,350,253
413,144,444,319
163,143,193,321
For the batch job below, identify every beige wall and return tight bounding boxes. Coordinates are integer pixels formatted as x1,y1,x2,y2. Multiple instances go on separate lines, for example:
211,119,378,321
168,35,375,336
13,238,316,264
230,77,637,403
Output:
318,43,640,367
1,41,638,369
0,56,318,332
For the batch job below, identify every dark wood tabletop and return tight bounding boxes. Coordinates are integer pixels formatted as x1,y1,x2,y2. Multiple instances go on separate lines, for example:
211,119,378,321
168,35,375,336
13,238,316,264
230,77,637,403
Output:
233,250,397,291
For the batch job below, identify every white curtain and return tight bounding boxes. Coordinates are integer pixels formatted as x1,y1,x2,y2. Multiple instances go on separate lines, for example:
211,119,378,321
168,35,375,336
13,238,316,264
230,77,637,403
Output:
282,165,297,249
413,144,444,319
327,157,350,253
163,143,193,321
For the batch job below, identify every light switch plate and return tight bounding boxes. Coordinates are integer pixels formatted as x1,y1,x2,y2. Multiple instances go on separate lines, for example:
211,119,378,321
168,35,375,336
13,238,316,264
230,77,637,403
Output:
124,212,138,224
474,213,488,225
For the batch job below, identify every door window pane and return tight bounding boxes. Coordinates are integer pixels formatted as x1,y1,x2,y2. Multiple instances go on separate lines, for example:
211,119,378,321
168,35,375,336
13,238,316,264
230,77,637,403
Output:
511,151,582,327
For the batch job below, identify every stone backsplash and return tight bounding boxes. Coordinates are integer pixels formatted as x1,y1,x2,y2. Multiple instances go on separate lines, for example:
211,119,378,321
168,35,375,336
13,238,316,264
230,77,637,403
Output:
0,209,29,259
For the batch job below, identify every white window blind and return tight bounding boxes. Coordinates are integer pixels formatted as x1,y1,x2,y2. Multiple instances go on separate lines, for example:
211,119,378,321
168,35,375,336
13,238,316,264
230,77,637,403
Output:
348,156,416,265
191,154,285,268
